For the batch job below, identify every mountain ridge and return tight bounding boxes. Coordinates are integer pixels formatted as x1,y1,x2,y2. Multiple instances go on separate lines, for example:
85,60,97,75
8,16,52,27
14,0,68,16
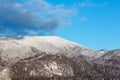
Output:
0,36,95,61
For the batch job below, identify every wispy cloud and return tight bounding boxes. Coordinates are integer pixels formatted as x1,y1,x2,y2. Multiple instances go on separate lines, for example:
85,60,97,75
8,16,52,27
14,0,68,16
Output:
78,0,97,7
0,0,76,36
78,0,108,7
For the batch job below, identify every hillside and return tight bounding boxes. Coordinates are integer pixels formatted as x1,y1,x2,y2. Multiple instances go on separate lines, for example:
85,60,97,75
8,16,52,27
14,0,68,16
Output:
0,36,119,80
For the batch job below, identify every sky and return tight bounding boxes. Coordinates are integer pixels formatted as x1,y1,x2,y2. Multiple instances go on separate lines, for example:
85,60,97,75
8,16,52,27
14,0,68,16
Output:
0,0,120,50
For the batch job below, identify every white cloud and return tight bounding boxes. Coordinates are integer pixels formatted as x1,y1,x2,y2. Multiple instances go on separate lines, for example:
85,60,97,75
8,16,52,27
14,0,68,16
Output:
78,0,108,7
79,0,98,7
0,0,76,35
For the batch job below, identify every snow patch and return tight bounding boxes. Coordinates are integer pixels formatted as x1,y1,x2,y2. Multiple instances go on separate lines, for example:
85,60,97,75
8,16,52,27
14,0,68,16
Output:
0,67,11,80
44,61,62,76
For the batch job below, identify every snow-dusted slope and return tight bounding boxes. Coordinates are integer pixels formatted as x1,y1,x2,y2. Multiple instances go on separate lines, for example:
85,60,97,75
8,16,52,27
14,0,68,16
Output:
95,49,120,67
0,36,105,62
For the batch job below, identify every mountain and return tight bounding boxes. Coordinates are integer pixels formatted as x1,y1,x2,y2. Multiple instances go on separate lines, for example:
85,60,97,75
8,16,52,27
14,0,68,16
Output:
95,49,120,68
0,36,119,80
0,54,120,80
0,36,95,62
0,36,107,61
0,54,74,80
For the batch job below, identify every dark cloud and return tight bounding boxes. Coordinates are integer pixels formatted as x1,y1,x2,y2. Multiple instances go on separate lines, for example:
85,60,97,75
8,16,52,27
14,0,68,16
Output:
0,0,75,36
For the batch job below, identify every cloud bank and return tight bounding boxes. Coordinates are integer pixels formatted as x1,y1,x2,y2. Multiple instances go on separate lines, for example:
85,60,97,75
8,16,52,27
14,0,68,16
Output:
0,0,75,36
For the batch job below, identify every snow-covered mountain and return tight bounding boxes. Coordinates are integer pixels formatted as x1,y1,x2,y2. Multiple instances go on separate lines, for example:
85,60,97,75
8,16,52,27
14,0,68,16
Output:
0,36,120,80
0,36,97,62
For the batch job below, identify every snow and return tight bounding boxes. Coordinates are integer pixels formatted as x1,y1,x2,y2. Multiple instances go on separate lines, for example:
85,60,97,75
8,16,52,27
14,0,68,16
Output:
0,67,11,80
24,67,27,71
30,70,37,76
44,61,62,76
0,36,105,61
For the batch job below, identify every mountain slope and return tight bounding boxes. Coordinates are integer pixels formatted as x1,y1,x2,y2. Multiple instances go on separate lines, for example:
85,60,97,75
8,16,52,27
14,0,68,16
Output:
95,49,120,68
0,36,95,62
0,36,120,80
0,54,120,80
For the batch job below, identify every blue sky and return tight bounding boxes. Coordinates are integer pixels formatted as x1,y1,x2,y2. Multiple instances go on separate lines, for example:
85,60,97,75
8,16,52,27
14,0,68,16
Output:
0,0,120,50
47,0,120,50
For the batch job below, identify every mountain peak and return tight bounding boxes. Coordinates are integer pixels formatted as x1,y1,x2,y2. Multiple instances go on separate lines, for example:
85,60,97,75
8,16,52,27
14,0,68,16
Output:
0,36,94,62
